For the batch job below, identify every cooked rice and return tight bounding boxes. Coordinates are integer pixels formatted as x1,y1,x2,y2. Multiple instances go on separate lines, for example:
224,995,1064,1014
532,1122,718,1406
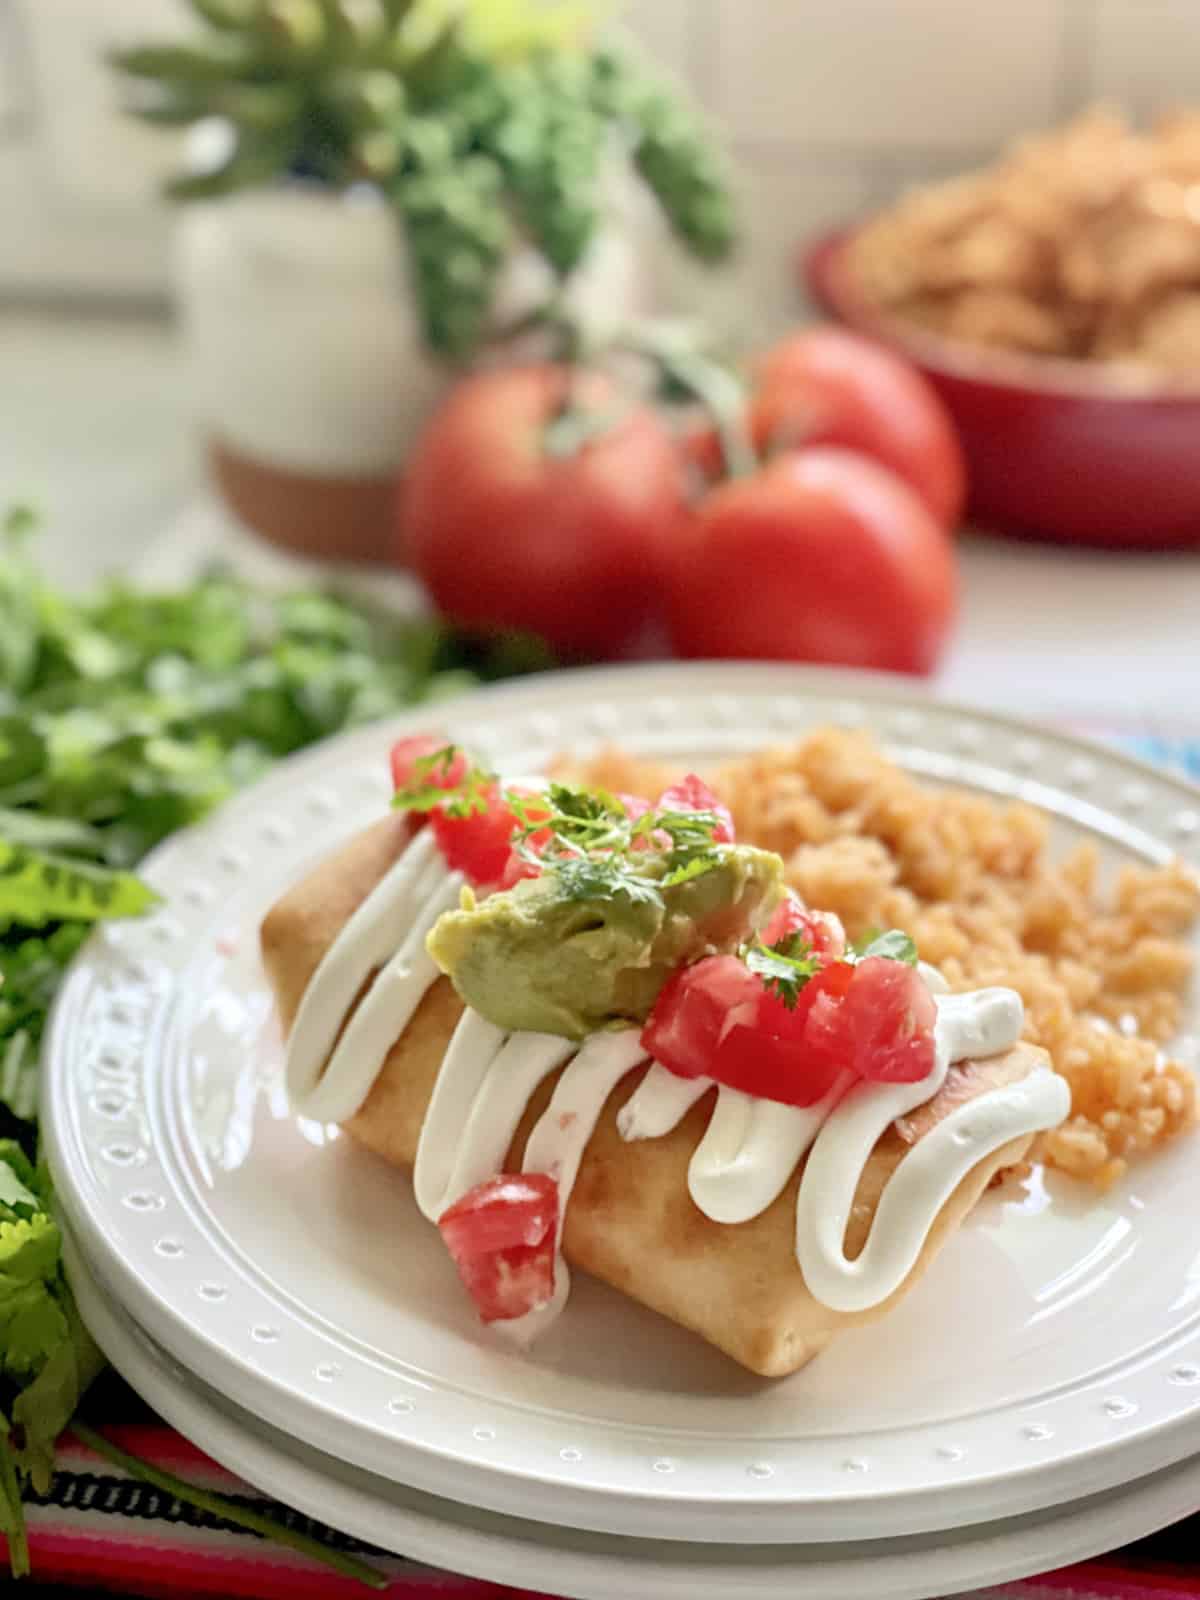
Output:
561,729,1199,1190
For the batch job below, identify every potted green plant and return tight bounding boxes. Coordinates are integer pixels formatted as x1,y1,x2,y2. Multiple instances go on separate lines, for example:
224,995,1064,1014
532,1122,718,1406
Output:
114,0,736,563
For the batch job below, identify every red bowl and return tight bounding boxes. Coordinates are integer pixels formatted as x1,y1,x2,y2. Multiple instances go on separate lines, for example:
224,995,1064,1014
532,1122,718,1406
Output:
804,229,1200,550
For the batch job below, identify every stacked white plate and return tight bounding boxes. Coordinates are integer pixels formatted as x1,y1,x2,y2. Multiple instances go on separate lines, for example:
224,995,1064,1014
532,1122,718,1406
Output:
43,665,1200,1600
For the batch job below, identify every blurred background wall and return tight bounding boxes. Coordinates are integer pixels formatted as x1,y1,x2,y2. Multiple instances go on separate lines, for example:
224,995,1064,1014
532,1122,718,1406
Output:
3,0,1197,335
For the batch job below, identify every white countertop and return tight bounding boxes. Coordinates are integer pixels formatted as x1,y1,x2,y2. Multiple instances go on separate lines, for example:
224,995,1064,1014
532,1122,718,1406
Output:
4,308,1198,734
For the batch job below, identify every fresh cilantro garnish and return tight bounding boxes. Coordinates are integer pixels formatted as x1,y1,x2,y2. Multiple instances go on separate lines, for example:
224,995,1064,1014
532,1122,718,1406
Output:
636,806,724,880
508,781,631,867
644,806,724,852
536,788,731,894
540,783,628,849
396,758,732,902
392,746,494,817
390,782,452,814
849,928,919,965
660,851,724,889
553,855,666,908
740,932,823,1010
739,922,919,1009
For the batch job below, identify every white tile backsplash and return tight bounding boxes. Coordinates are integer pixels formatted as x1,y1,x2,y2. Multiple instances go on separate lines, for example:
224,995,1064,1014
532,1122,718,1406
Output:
1089,0,1200,117
710,0,1065,150
660,162,873,342
0,5,28,128
735,164,873,336
623,0,700,89
19,0,184,211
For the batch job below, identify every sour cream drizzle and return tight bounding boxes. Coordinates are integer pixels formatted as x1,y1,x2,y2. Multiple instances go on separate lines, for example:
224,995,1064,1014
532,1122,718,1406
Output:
285,828,464,1125
286,828,1070,1329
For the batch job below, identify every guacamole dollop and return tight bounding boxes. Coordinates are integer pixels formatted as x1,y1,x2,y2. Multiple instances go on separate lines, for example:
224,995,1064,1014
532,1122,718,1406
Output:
426,845,784,1039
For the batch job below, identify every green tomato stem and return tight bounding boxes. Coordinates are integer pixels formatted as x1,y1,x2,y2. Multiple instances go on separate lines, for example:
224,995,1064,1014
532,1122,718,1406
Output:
70,1422,388,1591
614,326,756,480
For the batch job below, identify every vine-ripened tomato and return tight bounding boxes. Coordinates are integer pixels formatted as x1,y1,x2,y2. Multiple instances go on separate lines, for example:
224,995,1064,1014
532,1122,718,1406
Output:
750,329,966,527
664,447,957,676
401,365,685,658
685,328,966,528
438,1173,558,1324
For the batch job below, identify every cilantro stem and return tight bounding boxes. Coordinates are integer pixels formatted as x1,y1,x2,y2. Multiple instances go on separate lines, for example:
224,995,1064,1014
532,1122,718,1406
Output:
0,1433,30,1579
70,1423,388,1590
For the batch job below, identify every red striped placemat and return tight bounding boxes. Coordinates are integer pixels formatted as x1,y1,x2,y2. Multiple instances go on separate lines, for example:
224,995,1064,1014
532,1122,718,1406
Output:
21,1426,521,1599
12,1425,1199,1600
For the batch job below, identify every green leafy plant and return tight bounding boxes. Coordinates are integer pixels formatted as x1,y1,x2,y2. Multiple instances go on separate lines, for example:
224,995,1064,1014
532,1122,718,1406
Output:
0,1141,107,1579
112,0,737,358
0,508,546,1578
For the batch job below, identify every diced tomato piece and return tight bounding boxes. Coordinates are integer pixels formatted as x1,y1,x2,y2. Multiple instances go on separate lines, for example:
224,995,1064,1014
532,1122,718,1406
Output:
642,930,934,1108
721,987,846,1106
498,847,540,889
438,1173,558,1324
801,961,858,1074
495,790,555,888
642,956,751,1080
431,785,516,886
641,955,844,1108
389,734,468,793
390,737,544,888
815,912,847,959
621,792,672,853
843,957,937,1083
617,792,652,823
761,893,846,960
761,892,805,946
656,775,735,844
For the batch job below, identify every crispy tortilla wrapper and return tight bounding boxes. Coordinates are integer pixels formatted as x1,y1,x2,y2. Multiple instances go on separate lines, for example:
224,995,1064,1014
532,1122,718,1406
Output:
262,815,1052,1377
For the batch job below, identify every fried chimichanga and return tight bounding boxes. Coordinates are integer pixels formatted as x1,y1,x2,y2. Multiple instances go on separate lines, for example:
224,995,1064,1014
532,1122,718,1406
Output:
262,813,1058,1378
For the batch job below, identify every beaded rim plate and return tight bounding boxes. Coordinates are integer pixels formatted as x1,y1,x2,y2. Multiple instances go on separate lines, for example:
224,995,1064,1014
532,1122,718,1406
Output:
43,664,1200,1546
66,1231,1200,1600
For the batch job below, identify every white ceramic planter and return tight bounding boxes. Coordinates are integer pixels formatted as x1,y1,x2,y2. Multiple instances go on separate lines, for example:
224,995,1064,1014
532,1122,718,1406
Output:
173,183,653,562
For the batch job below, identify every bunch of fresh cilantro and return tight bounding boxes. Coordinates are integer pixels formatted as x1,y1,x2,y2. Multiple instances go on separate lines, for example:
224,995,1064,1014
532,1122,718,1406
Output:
0,508,545,1579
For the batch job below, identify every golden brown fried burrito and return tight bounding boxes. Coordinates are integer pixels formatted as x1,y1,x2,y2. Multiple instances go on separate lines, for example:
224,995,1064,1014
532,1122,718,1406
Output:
261,814,1057,1377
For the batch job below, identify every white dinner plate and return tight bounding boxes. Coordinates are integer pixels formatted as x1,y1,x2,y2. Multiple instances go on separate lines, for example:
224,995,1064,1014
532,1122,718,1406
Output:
43,664,1200,1547
66,1227,1200,1600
